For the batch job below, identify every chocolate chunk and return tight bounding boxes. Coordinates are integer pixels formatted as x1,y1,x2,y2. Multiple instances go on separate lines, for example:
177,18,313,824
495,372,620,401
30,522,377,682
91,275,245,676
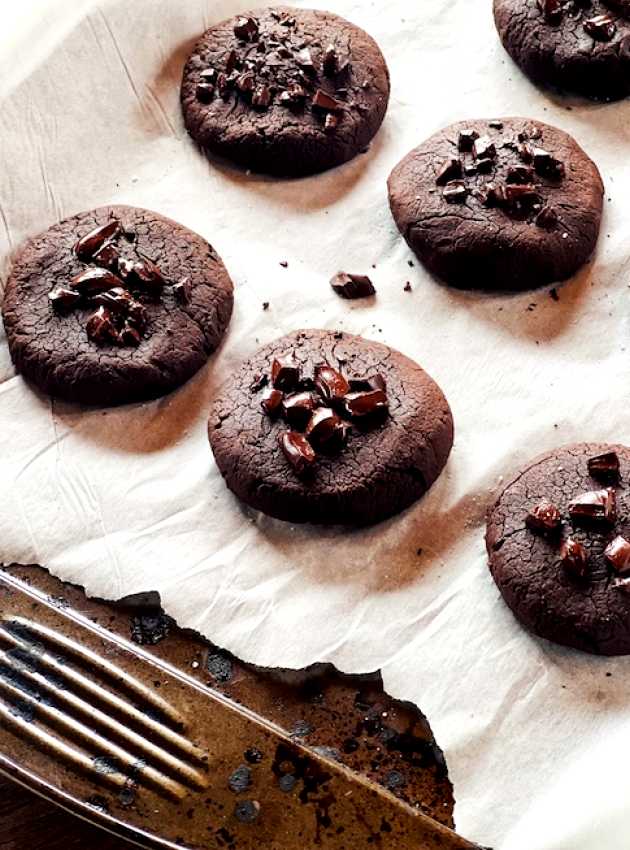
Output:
48,286,81,312
458,129,479,152
196,83,215,103
504,184,542,209
279,430,316,475
91,241,120,271
568,488,617,526
478,182,506,207
70,267,124,296
612,577,630,594
127,299,148,331
305,408,347,451
526,499,562,534
538,0,563,23
587,452,620,482
278,84,307,107
271,356,300,392
252,85,271,110
604,536,630,573
560,538,588,578
92,286,132,314
533,148,565,180
473,136,496,160
323,45,338,76
443,181,468,204
330,272,376,299
489,120,504,130
118,322,141,347
73,219,121,261
584,14,616,42
217,72,230,98
126,258,165,295
282,391,316,429
225,49,238,75
261,387,284,417
436,158,463,186
250,373,268,393
464,163,478,177
296,49,317,75
199,68,217,84
314,364,350,404
173,277,192,304
535,206,559,230
517,142,535,164
342,389,388,419
312,89,341,112
236,72,255,95
233,16,259,41
324,113,339,132
506,166,535,184
86,306,116,345
348,374,386,393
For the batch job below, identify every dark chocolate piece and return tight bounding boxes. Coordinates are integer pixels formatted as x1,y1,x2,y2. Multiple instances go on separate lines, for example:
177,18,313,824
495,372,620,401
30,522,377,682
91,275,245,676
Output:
348,373,386,393
70,267,124,296
538,0,563,23
473,136,496,161
488,120,504,130
342,389,388,419
173,277,192,305
91,241,120,272
48,286,81,312
443,181,468,204
278,84,307,107
436,158,463,186
458,129,479,152
261,387,284,417
296,49,317,75
535,206,558,229
503,184,542,208
568,488,617,526
314,364,350,404
127,258,165,295
73,219,121,261
252,85,272,110
323,45,338,76
525,499,561,534
324,113,339,132
279,430,316,475
312,89,341,112
506,166,535,184
233,16,259,41
604,536,630,573
282,392,316,429
305,408,345,450
92,287,132,314
330,272,376,299
587,451,620,482
86,306,116,345
583,14,616,42
560,538,588,578
533,148,565,180
271,356,300,392
196,83,215,103
118,323,142,347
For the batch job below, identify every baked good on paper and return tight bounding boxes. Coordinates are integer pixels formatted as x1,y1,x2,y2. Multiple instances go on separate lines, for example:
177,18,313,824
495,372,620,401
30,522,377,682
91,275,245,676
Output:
387,117,603,291
2,206,233,406
180,6,390,176
494,0,630,101
208,329,454,526
487,443,630,655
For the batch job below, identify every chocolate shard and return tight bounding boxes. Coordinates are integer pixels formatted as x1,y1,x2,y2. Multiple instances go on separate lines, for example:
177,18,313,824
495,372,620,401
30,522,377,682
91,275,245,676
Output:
533,148,565,180
560,538,589,578
312,89,341,112
296,48,317,75
196,83,215,103
125,258,165,295
342,389,388,419
443,181,468,204
477,182,506,208
587,451,620,482
473,136,496,161
236,72,255,95
126,299,148,331
173,276,192,305
436,158,463,186
348,374,386,393
252,84,272,110
91,241,120,272
525,499,562,534
604,536,630,573
271,356,300,392
330,272,376,300
568,488,617,526
323,45,338,76
517,142,535,164
199,68,217,84
314,364,350,404
278,84,307,107
92,286,132,314
70,267,124,296
535,205,559,230
538,0,563,23
250,373,268,393
261,387,284,417
458,129,479,152
217,72,230,98
282,391,316,429
225,49,238,75
279,430,316,476
305,408,347,452
233,15,259,41
86,306,117,345
503,184,542,209
48,286,82,312
73,219,121,261
118,322,142,347
584,14,617,42
506,165,535,184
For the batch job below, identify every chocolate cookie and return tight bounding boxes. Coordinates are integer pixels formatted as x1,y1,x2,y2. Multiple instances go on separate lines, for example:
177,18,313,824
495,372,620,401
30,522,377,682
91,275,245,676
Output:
2,206,234,406
387,118,603,291
208,330,453,526
494,0,630,101
180,7,390,177
486,443,630,655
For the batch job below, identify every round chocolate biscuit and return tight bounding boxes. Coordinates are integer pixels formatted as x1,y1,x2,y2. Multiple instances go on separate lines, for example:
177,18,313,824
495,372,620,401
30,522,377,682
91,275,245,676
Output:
387,117,603,291
208,329,454,526
487,443,630,655
2,205,234,406
494,0,630,101
181,6,390,177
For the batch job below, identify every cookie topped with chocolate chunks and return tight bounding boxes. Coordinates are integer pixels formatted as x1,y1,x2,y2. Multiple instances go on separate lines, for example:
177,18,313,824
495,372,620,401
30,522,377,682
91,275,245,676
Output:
388,118,603,291
2,205,234,406
487,443,630,655
208,330,453,526
181,6,390,176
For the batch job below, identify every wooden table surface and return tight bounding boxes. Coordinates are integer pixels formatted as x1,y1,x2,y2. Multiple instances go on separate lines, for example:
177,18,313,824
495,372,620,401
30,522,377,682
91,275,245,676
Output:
0,777,132,850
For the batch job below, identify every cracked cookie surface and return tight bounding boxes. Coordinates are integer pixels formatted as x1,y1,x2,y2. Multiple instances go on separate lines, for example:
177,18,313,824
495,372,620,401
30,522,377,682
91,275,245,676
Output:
2,205,234,406
494,0,630,100
387,117,603,291
487,443,630,655
208,329,454,526
180,6,390,177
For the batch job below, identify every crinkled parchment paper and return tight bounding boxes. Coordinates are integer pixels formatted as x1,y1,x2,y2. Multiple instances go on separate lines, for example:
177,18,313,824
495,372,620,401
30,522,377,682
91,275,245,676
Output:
1,0,630,846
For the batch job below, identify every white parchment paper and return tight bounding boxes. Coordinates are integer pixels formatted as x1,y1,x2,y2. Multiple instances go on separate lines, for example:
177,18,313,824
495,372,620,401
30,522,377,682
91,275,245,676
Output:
1,0,630,846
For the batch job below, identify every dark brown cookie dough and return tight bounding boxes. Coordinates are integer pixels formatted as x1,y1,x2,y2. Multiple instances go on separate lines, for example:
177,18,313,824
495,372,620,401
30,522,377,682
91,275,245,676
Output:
494,0,630,101
208,330,454,526
2,205,234,406
486,443,630,655
180,6,390,177
387,118,603,291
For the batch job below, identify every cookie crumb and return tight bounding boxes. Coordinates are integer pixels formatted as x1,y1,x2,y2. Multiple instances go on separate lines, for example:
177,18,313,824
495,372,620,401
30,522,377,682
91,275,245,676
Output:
280,261,288,268
262,301,269,311
404,282,412,292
